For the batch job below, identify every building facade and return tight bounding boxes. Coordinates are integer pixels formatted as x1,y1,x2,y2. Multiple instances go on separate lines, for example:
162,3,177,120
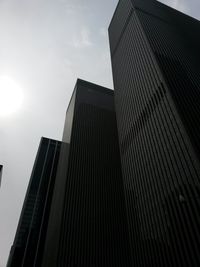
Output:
0,165,3,187
42,79,131,267
109,0,200,266
7,138,61,267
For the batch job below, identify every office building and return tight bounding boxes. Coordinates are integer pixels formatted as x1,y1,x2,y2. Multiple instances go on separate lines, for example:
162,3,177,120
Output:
0,165,3,187
7,138,61,267
109,0,200,266
42,79,131,267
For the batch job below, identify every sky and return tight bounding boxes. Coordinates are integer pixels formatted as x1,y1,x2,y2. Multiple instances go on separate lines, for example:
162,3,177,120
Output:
0,0,199,266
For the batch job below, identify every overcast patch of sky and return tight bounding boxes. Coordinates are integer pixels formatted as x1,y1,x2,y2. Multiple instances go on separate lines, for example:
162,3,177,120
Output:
0,0,118,265
159,0,200,18
0,0,200,266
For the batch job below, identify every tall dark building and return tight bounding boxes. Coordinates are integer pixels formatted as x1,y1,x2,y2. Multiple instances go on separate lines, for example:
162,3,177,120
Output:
0,165,3,187
42,79,131,267
7,138,61,267
109,0,200,267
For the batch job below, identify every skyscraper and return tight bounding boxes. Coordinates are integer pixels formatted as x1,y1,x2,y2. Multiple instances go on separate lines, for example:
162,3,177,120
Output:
109,0,200,266
7,138,61,267
0,165,3,187
42,79,131,267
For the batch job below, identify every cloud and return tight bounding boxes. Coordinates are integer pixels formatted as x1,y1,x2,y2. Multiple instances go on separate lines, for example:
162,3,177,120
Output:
70,27,93,48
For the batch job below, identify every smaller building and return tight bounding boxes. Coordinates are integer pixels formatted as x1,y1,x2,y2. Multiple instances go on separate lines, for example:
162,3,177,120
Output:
7,138,61,267
42,79,131,267
0,165,3,187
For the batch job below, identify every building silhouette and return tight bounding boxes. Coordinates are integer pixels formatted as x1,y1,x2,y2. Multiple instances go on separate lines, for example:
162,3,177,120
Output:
0,165,3,187
109,0,200,266
42,79,131,267
7,138,61,267
7,1,200,266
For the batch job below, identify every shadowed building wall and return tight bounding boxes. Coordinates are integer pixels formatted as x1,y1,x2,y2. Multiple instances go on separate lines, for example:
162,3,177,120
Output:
0,165,2,187
7,138,61,267
109,0,200,266
42,79,131,267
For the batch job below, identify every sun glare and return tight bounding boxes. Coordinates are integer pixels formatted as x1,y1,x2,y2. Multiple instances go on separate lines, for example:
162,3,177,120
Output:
0,75,24,117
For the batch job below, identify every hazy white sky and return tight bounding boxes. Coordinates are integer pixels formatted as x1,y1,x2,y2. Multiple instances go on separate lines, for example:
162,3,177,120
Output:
0,0,199,266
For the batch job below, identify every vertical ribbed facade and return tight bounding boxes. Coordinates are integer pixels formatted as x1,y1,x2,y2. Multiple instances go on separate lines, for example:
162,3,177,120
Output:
7,138,61,267
0,165,2,187
109,1,200,267
42,79,131,267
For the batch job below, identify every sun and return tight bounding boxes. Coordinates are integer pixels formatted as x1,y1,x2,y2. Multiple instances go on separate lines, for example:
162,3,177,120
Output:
0,75,24,117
